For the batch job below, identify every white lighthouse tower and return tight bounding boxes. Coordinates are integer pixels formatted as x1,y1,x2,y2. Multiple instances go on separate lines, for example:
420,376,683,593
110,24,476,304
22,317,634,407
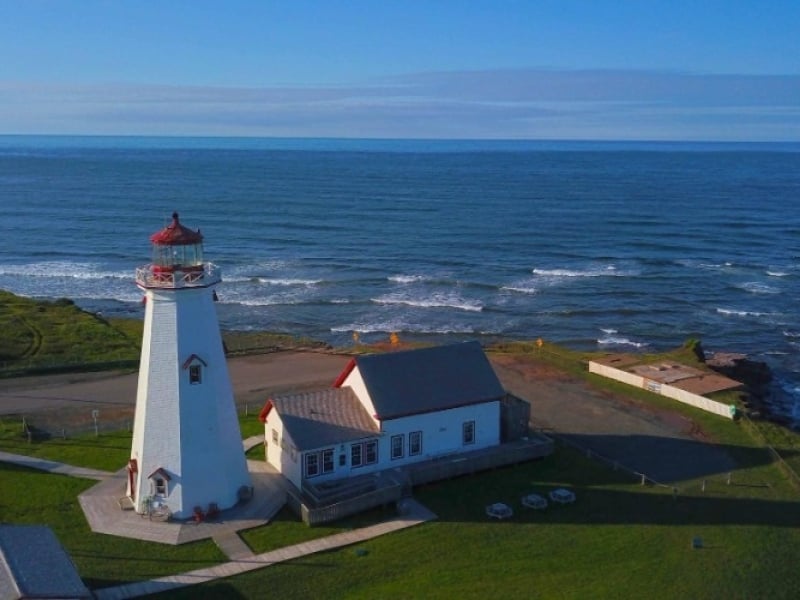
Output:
127,212,251,520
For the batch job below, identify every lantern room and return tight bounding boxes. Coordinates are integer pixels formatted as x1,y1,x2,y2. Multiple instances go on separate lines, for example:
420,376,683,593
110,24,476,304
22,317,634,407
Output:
150,212,204,272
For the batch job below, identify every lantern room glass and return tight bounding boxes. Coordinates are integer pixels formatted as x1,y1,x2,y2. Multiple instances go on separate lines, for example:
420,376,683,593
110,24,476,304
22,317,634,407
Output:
152,242,204,270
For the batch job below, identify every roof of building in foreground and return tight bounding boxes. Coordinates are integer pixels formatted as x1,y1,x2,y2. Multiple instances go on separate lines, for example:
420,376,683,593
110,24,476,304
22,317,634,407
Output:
0,524,92,600
264,387,379,451
351,340,506,420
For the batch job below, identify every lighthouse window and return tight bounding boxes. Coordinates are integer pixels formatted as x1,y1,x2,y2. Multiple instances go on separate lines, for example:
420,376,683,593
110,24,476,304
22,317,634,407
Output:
189,364,202,385
154,477,167,496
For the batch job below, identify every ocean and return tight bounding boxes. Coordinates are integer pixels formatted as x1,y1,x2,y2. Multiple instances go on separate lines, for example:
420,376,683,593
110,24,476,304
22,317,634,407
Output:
1,135,798,421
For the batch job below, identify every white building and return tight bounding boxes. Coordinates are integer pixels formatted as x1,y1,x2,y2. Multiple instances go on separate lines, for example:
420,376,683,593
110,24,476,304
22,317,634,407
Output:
259,341,504,490
128,213,251,520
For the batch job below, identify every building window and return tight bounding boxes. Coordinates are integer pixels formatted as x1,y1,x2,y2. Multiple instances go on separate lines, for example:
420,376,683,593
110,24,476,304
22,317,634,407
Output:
305,453,319,478
351,443,363,467
391,434,404,460
322,449,334,474
189,364,202,385
271,429,278,444
463,420,476,445
365,440,378,464
154,477,167,496
409,431,422,456
351,440,378,468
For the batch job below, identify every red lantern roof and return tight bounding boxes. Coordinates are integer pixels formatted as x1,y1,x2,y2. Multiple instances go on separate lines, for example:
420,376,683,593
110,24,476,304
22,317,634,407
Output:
149,212,203,246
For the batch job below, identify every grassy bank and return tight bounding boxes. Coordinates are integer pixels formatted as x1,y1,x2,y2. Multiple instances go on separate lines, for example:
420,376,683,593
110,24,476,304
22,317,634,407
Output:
0,290,141,375
0,289,327,377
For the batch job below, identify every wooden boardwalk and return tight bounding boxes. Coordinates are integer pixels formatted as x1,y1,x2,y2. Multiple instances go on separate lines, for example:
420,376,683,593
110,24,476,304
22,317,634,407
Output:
94,499,437,599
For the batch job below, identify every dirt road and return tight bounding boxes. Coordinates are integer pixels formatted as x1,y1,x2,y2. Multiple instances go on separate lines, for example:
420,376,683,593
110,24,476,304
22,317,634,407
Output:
1,350,735,483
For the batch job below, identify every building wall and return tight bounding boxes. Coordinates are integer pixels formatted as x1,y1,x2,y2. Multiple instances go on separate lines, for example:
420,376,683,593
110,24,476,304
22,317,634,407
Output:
293,401,501,485
380,401,501,463
264,411,303,488
342,367,379,425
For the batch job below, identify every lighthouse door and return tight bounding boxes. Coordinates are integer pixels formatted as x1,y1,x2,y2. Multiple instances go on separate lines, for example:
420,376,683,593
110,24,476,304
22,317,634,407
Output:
127,459,138,501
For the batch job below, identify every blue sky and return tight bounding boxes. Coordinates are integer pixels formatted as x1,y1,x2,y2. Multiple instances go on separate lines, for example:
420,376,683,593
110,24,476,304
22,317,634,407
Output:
1,0,798,140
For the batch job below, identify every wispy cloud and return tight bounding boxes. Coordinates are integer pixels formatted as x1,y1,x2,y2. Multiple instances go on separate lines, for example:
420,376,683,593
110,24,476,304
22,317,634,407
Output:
1,69,798,140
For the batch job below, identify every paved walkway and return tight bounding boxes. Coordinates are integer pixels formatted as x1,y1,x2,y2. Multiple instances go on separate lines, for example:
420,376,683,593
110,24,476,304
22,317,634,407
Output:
78,460,288,545
0,450,112,480
93,498,436,600
242,435,264,452
0,436,264,482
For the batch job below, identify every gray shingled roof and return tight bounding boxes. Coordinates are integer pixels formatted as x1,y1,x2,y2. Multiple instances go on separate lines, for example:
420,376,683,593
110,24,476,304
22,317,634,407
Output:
0,525,91,600
270,387,379,451
356,341,505,420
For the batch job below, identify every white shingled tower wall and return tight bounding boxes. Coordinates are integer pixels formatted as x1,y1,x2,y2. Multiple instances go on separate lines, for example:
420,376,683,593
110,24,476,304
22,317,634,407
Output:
127,213,250,520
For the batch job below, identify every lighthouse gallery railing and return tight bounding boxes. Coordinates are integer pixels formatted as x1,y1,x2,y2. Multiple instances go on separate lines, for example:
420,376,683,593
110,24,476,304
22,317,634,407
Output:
135,263,221,288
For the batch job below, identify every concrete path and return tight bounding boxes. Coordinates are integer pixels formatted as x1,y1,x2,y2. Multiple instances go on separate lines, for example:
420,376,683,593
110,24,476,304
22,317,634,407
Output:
242,435,264,452
0,450,112,480
213,531,255,561
0,435,263,482
94,498,436,600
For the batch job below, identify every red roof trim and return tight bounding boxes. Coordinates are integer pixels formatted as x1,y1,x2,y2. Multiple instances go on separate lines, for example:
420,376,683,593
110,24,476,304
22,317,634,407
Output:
150,212,204,246
332,357,357,388
258,400,274,423
128,459,138,473
182,354,207,369
148,467,171,481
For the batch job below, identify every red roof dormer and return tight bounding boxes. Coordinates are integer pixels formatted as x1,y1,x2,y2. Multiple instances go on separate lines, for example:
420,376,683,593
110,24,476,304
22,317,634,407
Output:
150,212,203,246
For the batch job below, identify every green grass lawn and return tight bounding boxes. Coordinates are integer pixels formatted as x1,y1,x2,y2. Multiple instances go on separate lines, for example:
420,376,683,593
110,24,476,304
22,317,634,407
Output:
2,412,800,598
0,462,226,589
151,445,800,600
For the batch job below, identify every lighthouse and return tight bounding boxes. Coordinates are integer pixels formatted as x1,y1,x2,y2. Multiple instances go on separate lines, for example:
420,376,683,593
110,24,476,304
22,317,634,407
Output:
127,212,251,520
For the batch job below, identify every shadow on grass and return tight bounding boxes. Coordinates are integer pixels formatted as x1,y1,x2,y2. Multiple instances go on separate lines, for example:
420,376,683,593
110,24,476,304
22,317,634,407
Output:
415,444,800,528
83,579,252,598
552,432,789,484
